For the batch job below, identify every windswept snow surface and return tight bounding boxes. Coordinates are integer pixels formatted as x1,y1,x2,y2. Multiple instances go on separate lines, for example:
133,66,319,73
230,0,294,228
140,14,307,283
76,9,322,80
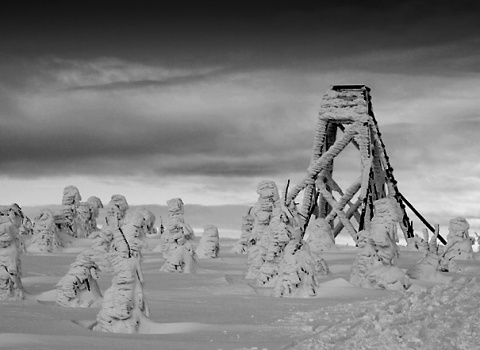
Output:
285,276,480,350
1,237,480,350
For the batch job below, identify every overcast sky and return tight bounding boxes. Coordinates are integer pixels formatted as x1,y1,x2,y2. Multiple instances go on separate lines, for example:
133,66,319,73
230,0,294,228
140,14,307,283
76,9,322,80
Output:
1,1,480,231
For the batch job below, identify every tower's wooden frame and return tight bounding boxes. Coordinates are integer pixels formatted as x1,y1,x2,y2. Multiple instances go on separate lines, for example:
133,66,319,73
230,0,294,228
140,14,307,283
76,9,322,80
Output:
288,85,427,244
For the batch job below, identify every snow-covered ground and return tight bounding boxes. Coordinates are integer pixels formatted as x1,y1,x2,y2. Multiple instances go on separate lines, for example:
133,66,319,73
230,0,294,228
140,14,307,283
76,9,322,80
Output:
2,236,480,350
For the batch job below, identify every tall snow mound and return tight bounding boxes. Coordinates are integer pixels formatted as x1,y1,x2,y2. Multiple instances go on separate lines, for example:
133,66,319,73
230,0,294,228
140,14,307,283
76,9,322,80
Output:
289,277,480,350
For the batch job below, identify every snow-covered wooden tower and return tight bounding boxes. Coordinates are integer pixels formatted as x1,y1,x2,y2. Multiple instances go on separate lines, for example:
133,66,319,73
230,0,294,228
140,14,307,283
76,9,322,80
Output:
287,85,439,244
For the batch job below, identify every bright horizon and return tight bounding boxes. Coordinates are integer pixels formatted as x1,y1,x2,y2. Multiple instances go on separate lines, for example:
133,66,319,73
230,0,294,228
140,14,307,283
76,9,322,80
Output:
1,1,480,233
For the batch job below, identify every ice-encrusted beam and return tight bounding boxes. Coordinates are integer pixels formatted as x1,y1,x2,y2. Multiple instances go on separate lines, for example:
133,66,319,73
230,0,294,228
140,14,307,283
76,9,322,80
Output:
287,121,362,206
337,123,360,150
313,122,337,221
321,173,344,196
325,175,362,222
301,119,331,224
311,118,329,162
334,198,362,237
317,180,358,243
371,144,387,199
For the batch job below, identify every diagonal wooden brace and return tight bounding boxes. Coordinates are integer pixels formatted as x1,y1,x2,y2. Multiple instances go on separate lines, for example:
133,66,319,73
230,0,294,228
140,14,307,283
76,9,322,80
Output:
288,121,362,204
325,175,362,222
334,198,362,237
317,180,358,244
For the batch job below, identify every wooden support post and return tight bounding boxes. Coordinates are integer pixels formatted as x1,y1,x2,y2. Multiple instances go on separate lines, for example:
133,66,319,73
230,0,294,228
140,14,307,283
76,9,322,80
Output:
399,192,446,245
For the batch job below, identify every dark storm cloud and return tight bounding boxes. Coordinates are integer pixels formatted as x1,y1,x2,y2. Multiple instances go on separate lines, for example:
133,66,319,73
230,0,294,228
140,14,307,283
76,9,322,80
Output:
0,56,318,179
1,0,480,184
0,104,314,178
153,151,312,177
0,115,218,160
2,0,479,71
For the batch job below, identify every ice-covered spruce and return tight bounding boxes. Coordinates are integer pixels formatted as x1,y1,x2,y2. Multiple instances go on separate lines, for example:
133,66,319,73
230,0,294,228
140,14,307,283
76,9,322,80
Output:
0,210,25,301
230,208,255,254
29,209,62,253
93,215,149,333
350,197,411,291
196,224,220,259
154,198,194,257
